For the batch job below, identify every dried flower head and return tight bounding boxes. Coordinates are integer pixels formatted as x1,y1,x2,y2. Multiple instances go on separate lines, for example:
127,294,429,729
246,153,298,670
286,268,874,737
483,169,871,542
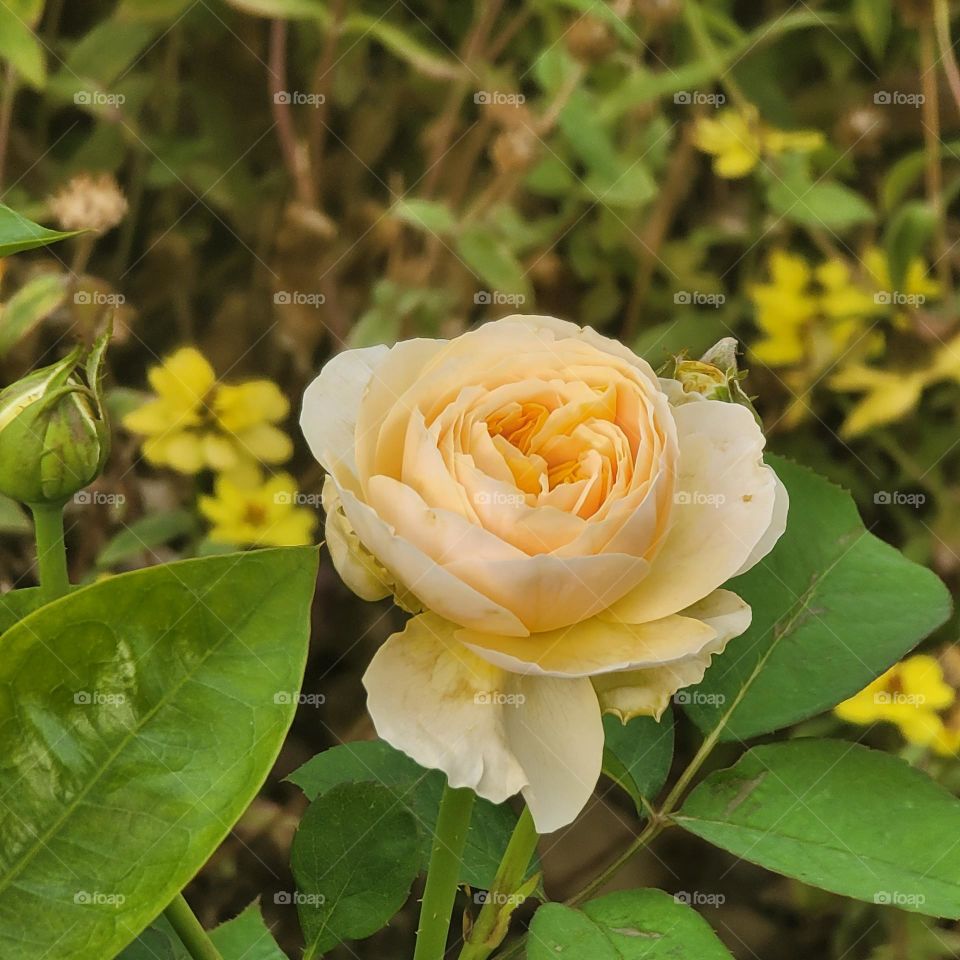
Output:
48,173,128,236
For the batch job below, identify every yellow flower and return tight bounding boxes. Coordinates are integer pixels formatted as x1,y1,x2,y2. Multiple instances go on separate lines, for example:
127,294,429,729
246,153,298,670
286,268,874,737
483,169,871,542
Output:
835,655,955,748
199,472,317,547
693,105,824,179
829,364,928,438
124,348,293,478
749,251,818,366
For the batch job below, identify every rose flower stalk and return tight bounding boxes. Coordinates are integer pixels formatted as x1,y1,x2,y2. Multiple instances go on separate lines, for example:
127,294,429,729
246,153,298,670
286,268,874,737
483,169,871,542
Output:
301,315,787,833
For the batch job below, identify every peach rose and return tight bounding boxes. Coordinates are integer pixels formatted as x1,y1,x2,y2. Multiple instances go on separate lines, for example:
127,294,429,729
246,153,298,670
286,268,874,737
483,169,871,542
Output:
301,315,787,831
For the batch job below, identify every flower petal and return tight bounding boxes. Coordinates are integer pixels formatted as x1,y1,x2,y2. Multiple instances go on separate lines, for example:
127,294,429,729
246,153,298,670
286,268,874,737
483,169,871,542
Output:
602,401,778,624
593,589,752,721
363,612,528,803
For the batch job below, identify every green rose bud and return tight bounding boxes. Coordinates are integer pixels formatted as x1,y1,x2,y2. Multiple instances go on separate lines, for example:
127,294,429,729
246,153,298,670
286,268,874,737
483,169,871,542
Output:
0,333,110,506
666,337,761,422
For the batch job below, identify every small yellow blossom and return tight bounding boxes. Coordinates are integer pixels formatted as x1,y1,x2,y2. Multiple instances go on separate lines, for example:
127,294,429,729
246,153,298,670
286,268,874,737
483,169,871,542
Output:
693,105,824,179
829,364,928,438
199,472,317,547
835,655,955,749
124,348,293,478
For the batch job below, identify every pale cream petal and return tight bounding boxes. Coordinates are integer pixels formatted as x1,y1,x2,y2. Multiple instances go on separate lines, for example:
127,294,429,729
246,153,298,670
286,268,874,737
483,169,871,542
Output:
603,401,777,624
443,551,650,634
362,612,528,803
300,345,390,490
504,673,604,833
732,469,789,576
338,485,528,636
322,476,391,602
594,589,752,721
456,610,716,677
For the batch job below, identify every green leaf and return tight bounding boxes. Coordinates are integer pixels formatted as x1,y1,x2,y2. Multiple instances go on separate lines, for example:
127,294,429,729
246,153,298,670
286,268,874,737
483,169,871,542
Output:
768,177,874,230
0,272,69,355
95,509,198,568
684,457,951,741
291,781,421,959
676,740,960,918
853,0,892,60
343,15,464,81
66,20,159,87
884,201,937,291
0,204,81,256
211,903,286,960
602,710,674,814
0,4,45,88
527,889,734,959
288,739,534,889
0,587,46,633
0,547,319,958
457,225,531,302
391,198,457,235
0,493,30,535
116,924,185,960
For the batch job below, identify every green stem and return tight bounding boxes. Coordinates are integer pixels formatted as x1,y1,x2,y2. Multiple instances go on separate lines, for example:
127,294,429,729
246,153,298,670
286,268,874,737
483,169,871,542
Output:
30,502,70,600
414,783,476,960
163,893,224,960
460,806,539,960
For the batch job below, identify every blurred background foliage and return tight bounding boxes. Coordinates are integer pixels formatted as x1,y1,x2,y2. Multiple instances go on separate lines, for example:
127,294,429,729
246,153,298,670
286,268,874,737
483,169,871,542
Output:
3,0,960,957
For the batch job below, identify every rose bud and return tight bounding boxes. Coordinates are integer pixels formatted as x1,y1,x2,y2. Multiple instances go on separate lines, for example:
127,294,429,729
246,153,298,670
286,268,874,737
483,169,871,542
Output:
0,333,110,506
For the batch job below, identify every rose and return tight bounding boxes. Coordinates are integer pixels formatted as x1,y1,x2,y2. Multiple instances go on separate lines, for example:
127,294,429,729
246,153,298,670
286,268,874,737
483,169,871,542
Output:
301,315,787,831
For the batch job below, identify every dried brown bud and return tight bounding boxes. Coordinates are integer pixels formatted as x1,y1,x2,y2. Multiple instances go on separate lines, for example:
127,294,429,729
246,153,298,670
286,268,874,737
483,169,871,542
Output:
48,173,128,236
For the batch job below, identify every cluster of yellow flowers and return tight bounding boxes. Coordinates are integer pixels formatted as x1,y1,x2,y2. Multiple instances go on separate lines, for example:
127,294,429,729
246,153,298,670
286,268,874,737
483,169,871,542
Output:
835,654,960,756
124,348,316,547
692,105,824,179
746,249,942,431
